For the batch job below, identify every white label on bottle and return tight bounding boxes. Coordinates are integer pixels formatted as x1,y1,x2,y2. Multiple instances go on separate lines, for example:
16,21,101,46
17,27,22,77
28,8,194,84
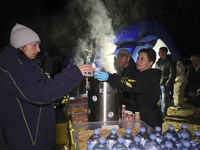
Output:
140,138,146,146
108,111,114,118
92,95,97,102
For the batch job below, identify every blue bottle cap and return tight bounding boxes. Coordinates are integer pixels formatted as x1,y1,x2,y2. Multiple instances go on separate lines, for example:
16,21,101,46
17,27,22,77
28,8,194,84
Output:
134,136,141,143
169,125,175,131
140,127,145,133
165,141,172,149
126,128,132,134
166,133,172,139
155,126,161,132
118,137,124,144
194,130,200,136
183,141,191,148
111,129,117,134
94,129,100,135
99,137,106,144
150,134,156,140
181,132,188,138
182,124,188,129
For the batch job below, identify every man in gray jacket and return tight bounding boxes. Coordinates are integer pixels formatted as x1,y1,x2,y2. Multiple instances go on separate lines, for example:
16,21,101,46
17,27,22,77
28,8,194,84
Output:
155,47,176,118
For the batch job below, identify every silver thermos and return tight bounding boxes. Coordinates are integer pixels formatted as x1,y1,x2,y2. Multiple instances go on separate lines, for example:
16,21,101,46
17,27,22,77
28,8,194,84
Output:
87,77,121,122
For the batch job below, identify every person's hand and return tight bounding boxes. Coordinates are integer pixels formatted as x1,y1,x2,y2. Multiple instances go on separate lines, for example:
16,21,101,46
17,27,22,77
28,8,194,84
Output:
197,88,200,95
78,64,95,77
94,70,109,81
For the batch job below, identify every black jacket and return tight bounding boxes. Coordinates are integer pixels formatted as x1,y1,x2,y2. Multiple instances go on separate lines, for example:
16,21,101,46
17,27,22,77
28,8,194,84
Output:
120,57,138,108
107,69,163,128
155,55,176,86
121,57,137,77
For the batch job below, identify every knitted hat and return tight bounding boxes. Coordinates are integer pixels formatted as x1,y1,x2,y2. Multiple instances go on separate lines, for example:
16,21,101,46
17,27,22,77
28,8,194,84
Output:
10,23,41,48
117,48,131,57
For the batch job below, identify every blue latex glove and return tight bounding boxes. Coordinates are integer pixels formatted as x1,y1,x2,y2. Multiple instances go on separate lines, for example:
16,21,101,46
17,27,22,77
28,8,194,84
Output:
94,70,109,81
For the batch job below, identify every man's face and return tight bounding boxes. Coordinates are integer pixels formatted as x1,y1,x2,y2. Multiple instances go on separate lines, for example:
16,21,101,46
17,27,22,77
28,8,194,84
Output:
158,49,165,57
117,55,130,68
20,42,40,59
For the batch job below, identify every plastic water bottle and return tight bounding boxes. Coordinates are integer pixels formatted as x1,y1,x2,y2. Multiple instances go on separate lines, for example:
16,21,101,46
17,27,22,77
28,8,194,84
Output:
122,128,134,148
162,141,173,150
136,127,150,146
106,129,118,149
172,132,189,150
88,129,101,150
144,134,161,150
189,130,200,148
175,136,183,149
160,133,177,149
193,140,200,150
180,132,190,143
153,126,165,144
164,125,179,142
93,137,109,150
129,136,144,150
111,137,128,150
177,124,193,139
182,140,193,150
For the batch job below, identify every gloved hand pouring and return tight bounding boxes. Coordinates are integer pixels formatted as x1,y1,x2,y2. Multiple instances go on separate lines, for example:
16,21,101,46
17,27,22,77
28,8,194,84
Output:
94,70,109,81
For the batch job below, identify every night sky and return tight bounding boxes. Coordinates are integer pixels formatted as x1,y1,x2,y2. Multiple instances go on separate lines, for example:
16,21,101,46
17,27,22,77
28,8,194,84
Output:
1,0,200,59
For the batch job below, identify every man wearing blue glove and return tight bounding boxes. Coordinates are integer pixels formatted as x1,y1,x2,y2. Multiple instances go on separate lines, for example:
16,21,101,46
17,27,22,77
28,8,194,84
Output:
94,48,163,128
116,49,138,111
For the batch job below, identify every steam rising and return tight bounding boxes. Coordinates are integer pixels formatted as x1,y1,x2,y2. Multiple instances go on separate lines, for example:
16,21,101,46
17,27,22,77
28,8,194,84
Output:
50,0,147,72
73,0,117,73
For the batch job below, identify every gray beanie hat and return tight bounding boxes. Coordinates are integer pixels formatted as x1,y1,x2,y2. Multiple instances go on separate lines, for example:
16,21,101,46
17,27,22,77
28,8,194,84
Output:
10,23,41,48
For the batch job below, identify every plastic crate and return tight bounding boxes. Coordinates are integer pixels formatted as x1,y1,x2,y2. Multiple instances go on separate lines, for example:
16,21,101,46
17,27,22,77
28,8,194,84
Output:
73,120,154,150
70,103,88,126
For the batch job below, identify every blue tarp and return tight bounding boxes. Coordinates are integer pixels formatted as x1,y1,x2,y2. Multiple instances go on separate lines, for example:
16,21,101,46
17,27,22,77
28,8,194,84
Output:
113,20,180,62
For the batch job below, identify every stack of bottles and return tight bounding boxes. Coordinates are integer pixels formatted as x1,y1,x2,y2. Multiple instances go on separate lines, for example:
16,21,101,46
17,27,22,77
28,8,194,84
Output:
87,124,200,150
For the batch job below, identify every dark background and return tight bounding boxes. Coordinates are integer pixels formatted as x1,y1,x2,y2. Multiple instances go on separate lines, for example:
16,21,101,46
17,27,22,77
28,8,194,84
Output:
0,0,200,59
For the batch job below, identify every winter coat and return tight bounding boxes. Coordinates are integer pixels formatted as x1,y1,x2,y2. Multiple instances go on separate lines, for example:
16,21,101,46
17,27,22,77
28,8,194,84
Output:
107,69,163,128
120,57,138,109
0,44,83,150
174,61,188,83
155,55,176,86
